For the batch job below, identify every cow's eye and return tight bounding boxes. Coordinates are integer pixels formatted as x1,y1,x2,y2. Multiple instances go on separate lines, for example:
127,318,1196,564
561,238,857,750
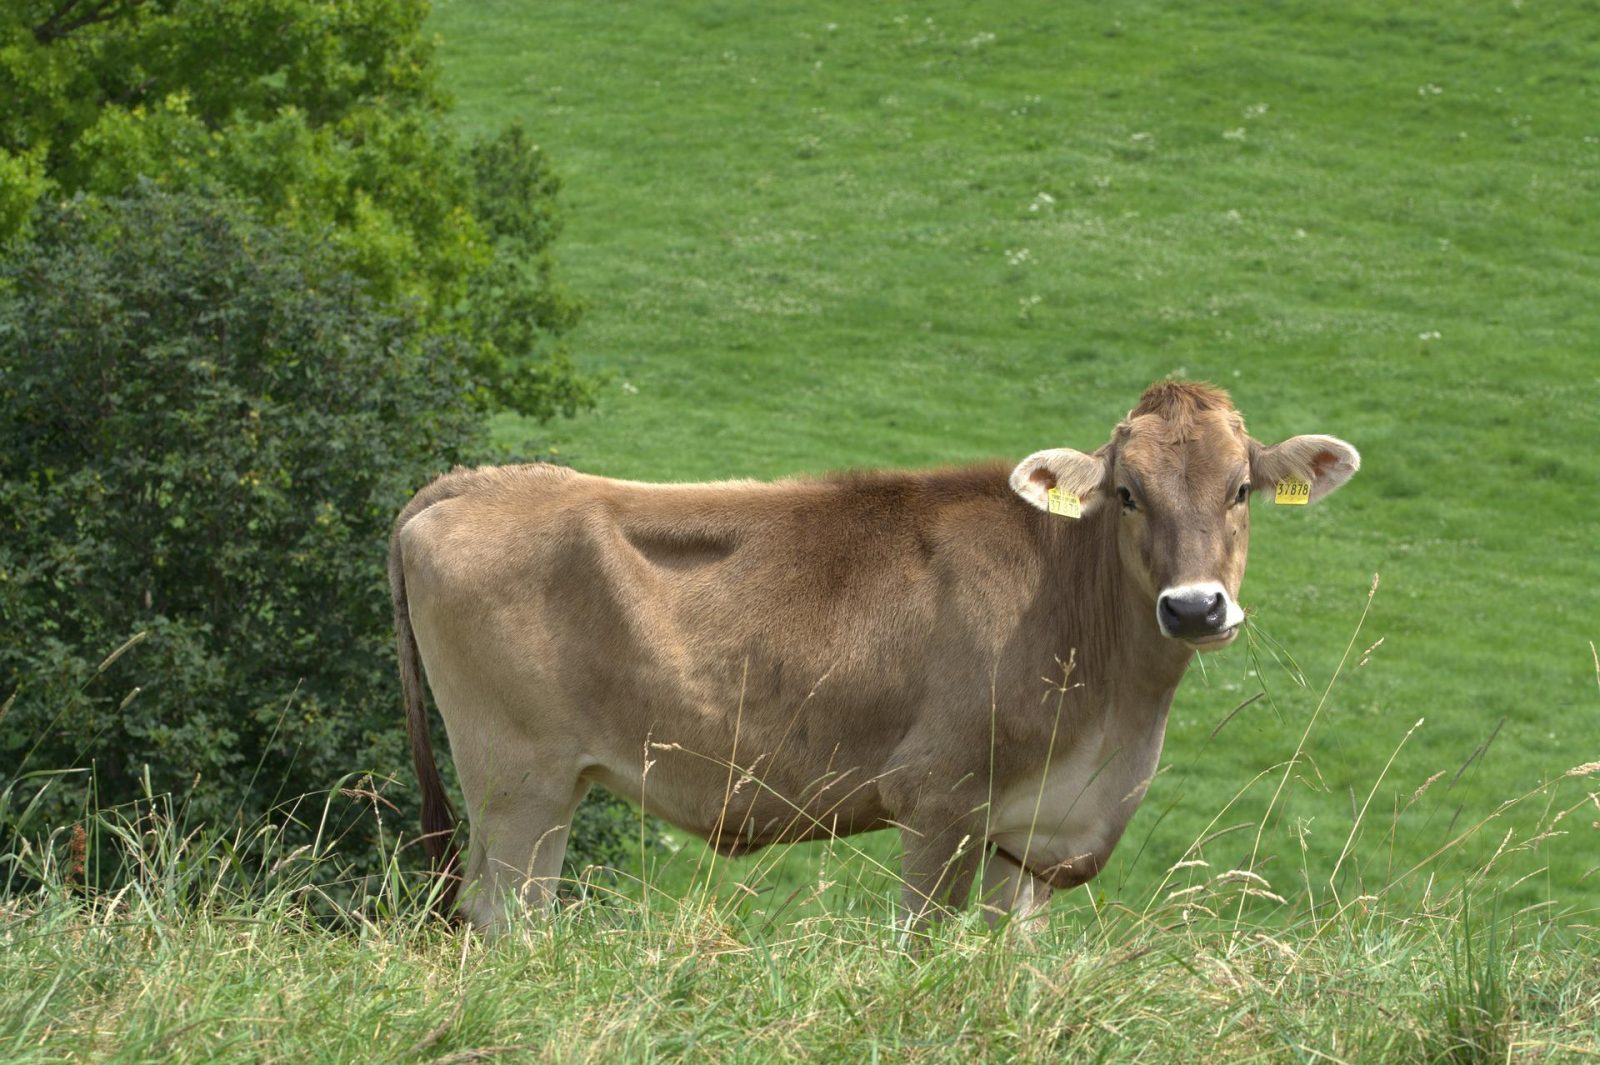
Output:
1234,482,1251,505
1118,486,1137,512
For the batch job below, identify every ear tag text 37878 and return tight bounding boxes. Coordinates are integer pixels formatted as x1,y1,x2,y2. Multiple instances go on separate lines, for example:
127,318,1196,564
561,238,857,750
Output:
1046,486,1082,518
1274,477,1311,505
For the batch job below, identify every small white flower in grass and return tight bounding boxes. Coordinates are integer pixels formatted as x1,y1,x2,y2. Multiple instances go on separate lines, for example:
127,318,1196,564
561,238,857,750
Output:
1009,95,1042,117
1244,102,1269,118
966,31,996,47
1131,131,1152,142
1224,209,1242,223
1418,330,1441,341
1223,127,1247,141
1004,247,1032,266
1419,84,1444,96
620,380,639,394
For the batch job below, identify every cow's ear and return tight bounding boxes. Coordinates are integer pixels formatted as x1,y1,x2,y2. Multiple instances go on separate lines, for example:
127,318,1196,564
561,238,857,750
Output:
1250,435,1360,504
1009,448,1109,514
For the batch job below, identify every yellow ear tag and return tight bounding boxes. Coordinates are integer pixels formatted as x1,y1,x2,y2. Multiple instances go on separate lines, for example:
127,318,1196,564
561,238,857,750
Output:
1274,477,1312,505
1046,486,1083,518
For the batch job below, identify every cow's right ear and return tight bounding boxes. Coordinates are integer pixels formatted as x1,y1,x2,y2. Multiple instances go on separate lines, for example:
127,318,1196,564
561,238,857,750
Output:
1009,448,1109,514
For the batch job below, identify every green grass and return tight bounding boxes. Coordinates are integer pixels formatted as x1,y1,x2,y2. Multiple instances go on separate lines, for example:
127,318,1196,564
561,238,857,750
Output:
2,763,1597,1061
431,0,1600,914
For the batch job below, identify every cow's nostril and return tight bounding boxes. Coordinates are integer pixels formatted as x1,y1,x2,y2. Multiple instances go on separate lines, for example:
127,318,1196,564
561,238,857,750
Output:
1158,595,1184,629
1206,592,1225,625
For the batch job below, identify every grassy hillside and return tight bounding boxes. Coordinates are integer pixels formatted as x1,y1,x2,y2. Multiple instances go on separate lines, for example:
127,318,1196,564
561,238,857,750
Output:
431,0,1600,914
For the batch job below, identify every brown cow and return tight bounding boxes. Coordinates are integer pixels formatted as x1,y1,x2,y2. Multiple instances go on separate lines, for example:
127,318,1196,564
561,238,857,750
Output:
390,381,1359,931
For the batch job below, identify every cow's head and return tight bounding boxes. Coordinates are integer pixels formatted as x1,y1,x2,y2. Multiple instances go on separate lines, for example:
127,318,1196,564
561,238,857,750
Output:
1009,381,1359,650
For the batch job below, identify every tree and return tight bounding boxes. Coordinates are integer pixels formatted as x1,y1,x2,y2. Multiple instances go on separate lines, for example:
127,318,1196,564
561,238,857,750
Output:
0,0,591,420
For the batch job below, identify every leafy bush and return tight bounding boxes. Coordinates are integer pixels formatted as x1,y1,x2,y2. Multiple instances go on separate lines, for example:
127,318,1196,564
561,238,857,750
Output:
0,188,481,857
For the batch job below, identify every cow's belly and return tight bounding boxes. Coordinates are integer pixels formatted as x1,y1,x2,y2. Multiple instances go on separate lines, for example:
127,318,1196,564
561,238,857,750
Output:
586,736,896,854
986,714,1165,888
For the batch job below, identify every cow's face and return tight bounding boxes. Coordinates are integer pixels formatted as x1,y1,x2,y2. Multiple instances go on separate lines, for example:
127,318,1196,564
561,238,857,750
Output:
1010,382,1359,651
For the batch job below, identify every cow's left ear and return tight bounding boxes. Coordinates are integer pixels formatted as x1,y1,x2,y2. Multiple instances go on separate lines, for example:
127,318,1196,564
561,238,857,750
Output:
1009,448,1109,514
1250,435,1361,504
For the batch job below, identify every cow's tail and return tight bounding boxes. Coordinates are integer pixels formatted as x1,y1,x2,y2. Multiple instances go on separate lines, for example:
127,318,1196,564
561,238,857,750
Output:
389,473,467,919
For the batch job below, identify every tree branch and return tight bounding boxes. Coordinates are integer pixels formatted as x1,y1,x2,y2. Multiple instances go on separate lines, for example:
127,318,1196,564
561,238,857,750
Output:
32,0,146,44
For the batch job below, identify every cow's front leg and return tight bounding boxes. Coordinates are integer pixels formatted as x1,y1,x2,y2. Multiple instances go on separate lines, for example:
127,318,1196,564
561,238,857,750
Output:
976,846,1053,929
895,805,986,933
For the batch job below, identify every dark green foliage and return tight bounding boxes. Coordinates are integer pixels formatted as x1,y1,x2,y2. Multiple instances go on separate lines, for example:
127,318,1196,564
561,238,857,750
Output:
0,188,483,861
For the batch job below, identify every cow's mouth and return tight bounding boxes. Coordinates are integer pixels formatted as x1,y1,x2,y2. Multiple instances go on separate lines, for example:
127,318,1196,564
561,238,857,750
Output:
1184,626,1240,650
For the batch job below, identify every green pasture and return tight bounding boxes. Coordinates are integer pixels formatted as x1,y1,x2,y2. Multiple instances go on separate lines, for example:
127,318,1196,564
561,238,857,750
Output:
431,0,1600,915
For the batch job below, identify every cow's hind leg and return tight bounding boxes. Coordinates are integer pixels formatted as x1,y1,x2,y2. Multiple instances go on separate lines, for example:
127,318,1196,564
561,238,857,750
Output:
455,774,589,934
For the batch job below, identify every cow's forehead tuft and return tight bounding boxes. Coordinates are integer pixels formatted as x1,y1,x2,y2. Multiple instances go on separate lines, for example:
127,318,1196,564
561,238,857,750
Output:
1113,380,1246,445
1123,407,1246,442
1128,379,1236,420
